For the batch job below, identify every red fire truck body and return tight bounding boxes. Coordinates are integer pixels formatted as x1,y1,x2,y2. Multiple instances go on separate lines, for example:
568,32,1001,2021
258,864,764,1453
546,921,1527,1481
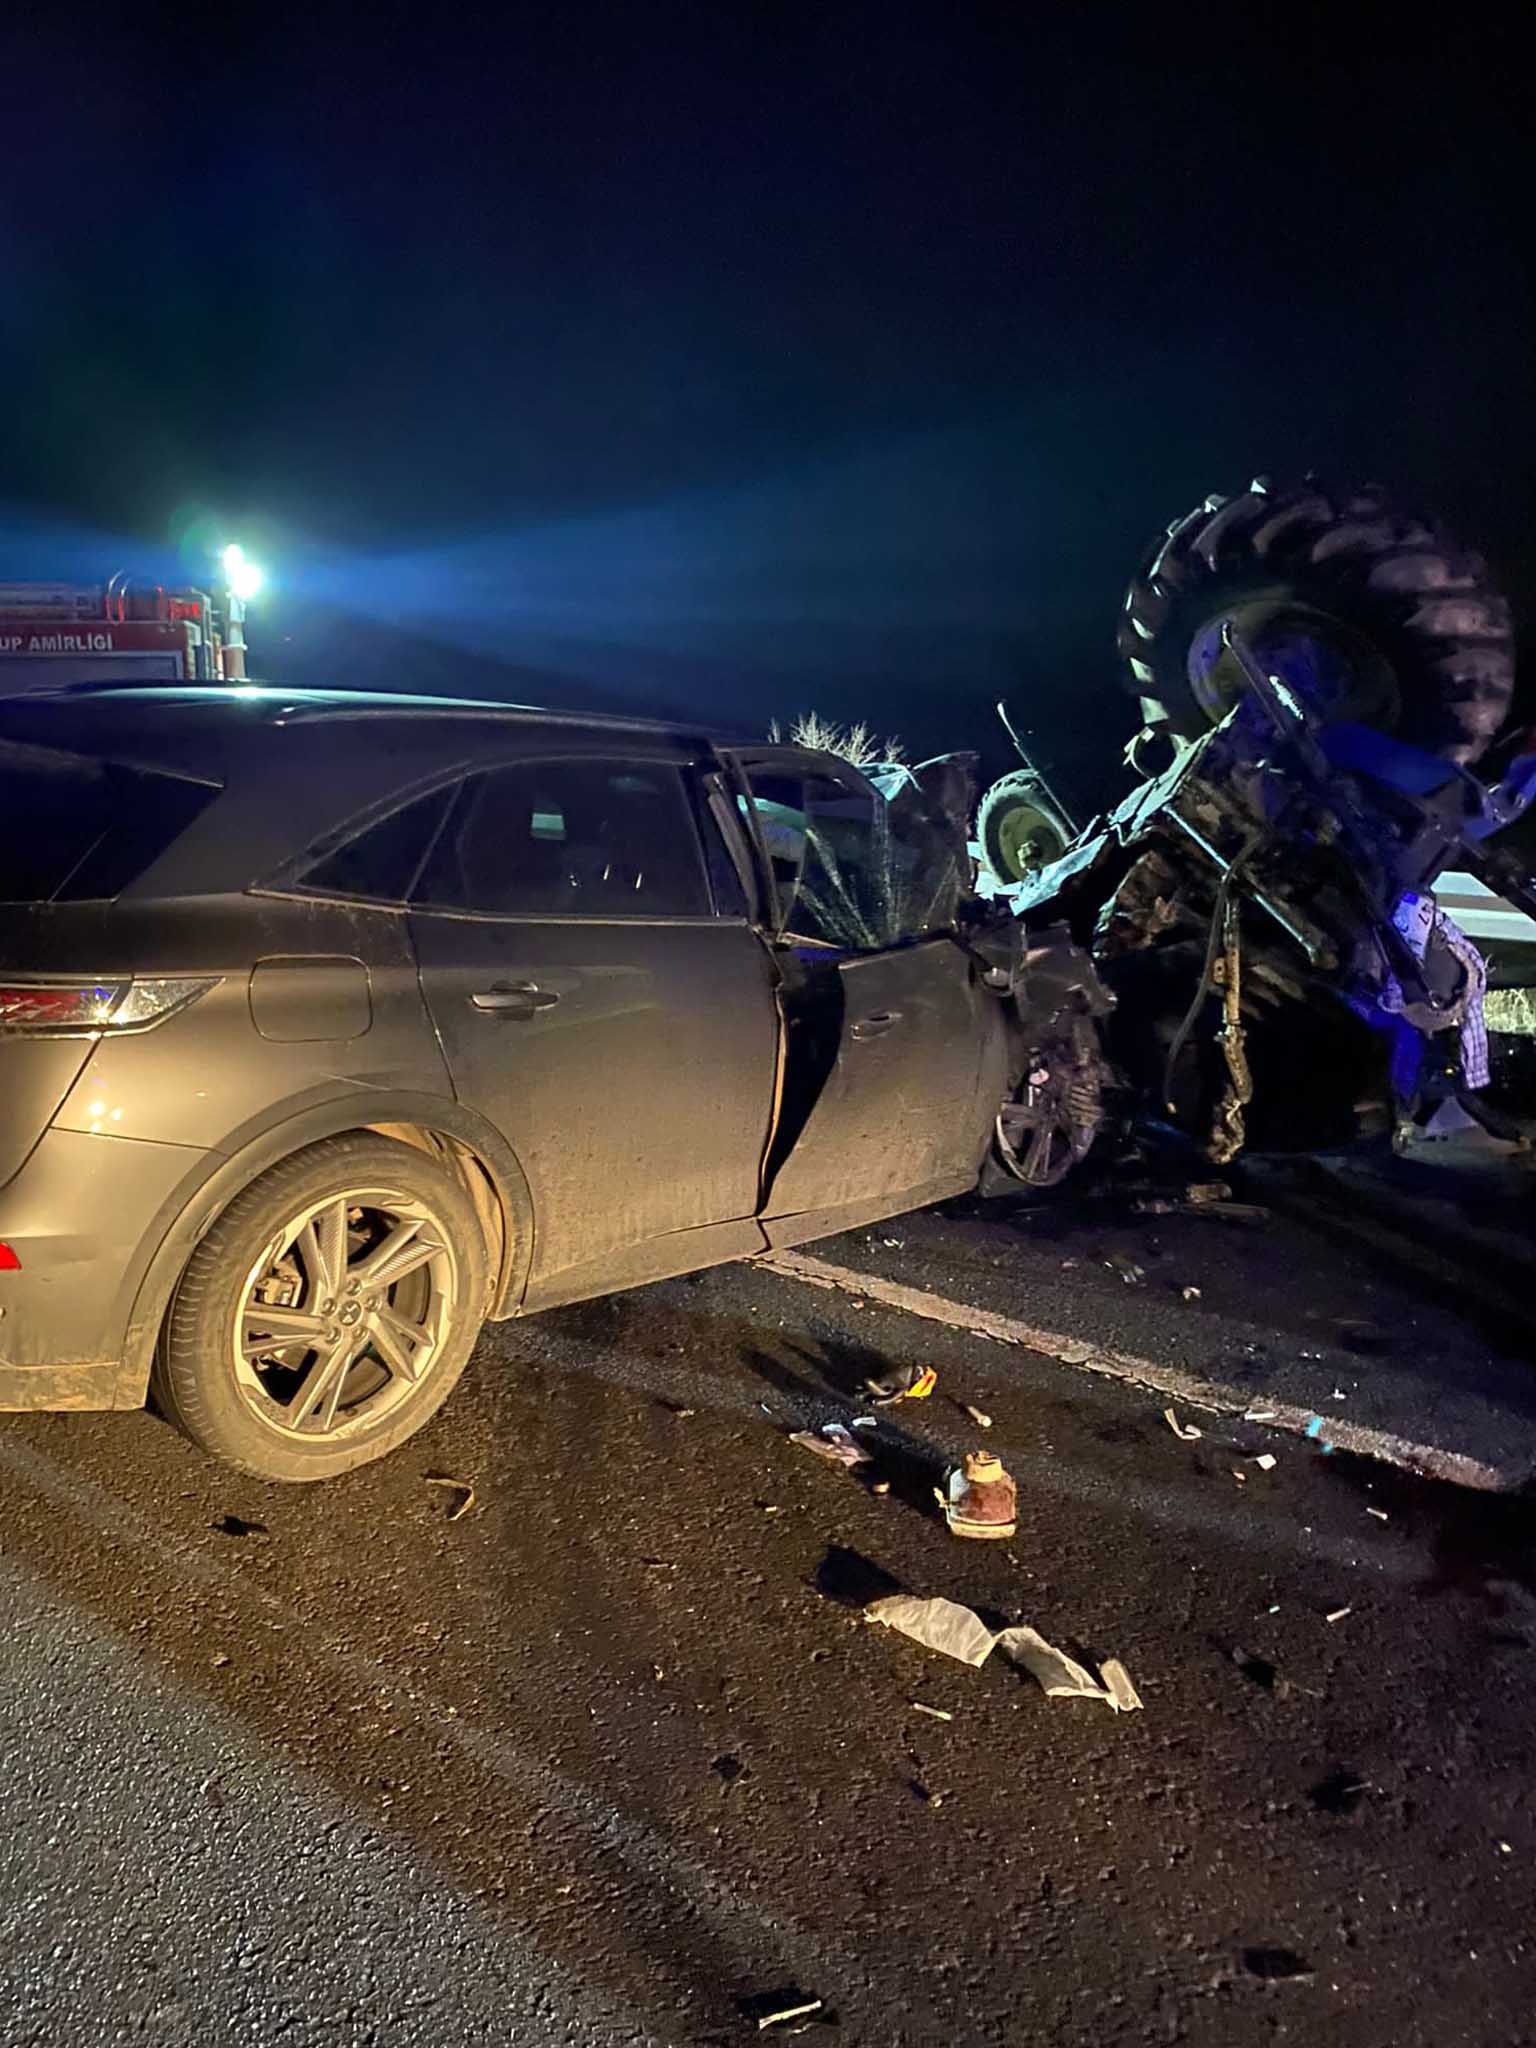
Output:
0,576,246,692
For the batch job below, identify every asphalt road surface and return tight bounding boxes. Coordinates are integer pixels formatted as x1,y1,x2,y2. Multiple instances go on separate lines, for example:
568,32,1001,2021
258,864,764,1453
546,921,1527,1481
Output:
2,1175,1533,2045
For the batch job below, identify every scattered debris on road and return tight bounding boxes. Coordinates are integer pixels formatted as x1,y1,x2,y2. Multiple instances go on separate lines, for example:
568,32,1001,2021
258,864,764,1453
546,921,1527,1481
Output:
1311,1768,1369,1815
212,1514,269,1538
1164,1408,1203,1441
1202,1202,1273,1227
1240,1947,1315,1983
938,1448,1018,1538
867,1594,997,1666
1249,1453,1277,1472
960,1403,993,1429
910,1701,954,1721
864,1362,938,1405
1105,1252,1145,1285
866,1593,1141,1709
424,1473,477,1521
789,1423,871,1468
744,1991,827,2032
1366,1506,1390,1521
1180,1284,1203,1302
1325,1605,1353,1624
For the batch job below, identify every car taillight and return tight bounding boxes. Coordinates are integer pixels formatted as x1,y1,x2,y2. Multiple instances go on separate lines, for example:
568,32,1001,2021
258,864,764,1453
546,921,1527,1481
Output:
0,1243,19,1272
0,978,217,1037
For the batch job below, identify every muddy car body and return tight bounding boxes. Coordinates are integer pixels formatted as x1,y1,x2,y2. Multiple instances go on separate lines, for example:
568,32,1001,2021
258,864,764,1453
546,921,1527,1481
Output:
0,685,1016,1478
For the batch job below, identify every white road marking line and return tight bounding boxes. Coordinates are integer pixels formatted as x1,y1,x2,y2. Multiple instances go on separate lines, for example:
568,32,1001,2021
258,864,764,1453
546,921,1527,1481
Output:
758,1249,1509,1492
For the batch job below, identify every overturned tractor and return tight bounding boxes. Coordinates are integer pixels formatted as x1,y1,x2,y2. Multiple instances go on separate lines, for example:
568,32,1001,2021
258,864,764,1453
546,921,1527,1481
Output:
978,476,1532,1178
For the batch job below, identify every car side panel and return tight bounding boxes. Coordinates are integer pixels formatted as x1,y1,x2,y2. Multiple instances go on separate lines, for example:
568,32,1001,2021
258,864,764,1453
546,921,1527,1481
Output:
410,914,779,1282
47,899,452,1150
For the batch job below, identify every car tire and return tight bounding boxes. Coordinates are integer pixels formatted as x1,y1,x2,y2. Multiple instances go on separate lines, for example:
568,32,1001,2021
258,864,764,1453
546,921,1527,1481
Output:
152,1133,489,1482
1117,478,1515,764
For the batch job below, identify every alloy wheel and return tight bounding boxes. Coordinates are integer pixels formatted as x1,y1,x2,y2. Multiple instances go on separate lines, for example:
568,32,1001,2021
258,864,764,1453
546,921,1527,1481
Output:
233,1186,458,1441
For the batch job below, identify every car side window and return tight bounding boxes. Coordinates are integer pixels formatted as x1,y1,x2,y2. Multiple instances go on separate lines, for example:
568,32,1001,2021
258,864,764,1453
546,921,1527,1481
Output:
740,763,965,950
413,759,712,918
296,785,457,904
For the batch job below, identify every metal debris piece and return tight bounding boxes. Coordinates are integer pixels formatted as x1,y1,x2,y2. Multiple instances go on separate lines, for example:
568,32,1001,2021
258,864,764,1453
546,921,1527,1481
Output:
789,1424,871,1468
910,1702,954,1721
1325,1605,1353,1624
961,1404,994,1430
1365,1506,1390,1521
1207,900,1252,1166
424,1474,476,1521
1164,1407,1203,1442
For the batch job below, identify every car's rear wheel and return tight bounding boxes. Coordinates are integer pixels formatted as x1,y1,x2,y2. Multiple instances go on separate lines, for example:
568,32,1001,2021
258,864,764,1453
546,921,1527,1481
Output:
153,1134,489,1481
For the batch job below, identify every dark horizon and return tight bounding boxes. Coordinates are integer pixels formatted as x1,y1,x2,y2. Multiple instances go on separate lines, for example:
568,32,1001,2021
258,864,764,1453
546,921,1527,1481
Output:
2,9,1530,808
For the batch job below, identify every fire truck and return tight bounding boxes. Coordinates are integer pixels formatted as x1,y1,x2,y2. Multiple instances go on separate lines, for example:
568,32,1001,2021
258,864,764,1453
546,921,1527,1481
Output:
0,551,257,694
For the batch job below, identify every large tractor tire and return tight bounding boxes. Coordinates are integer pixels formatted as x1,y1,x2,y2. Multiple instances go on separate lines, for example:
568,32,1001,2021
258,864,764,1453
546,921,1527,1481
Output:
974,772,1072,885
1117,478,1515,764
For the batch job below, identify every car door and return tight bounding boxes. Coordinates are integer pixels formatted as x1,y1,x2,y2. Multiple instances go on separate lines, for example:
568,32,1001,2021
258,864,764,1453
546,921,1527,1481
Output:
407,747,779,1293
730,752,1008,1243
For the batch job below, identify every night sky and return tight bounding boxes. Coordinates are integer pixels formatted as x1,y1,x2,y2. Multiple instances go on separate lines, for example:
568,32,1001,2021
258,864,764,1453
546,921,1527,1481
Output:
2,9,1529,809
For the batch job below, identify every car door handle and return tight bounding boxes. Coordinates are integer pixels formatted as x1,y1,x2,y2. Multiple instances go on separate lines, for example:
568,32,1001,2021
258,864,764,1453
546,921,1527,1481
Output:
470,982,562,1017
851,1010,901,1040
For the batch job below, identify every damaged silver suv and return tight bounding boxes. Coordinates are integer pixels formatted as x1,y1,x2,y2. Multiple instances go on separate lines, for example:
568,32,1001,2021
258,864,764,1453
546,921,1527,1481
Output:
0,686,1016,1480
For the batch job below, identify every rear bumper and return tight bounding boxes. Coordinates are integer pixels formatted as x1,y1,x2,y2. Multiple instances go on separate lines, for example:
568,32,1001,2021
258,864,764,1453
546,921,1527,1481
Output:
0,1126,211,1408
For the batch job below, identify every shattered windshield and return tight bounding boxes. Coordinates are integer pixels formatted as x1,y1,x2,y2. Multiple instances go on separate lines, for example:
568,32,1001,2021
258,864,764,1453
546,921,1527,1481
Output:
741,758,973,949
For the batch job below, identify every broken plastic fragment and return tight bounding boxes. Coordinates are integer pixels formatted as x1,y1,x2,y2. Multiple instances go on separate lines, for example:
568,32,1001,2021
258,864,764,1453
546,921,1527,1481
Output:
1164,1407,1202,1442
961,1403,993,1430
864,1362,938,1405
1249,1453,1277,1472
